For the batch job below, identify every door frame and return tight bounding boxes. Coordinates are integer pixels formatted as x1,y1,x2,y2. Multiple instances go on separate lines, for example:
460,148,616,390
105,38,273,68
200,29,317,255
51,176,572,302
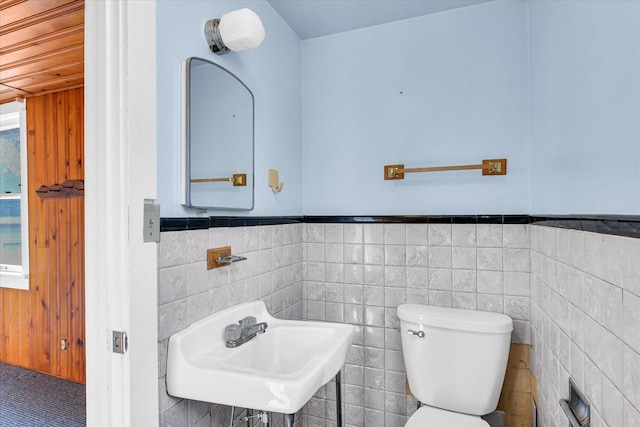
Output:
85,1,159,425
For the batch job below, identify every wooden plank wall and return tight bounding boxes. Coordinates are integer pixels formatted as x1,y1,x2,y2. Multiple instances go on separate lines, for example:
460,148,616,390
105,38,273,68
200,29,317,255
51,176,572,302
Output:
0,87,84,383
498,343,537,427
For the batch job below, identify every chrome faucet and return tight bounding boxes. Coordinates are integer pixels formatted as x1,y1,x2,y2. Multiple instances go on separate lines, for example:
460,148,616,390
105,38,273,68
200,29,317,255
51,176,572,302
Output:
224,316,268,348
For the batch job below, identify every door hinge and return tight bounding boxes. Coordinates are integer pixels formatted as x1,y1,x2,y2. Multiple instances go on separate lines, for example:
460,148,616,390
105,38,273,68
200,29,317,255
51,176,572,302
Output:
113,330,128,354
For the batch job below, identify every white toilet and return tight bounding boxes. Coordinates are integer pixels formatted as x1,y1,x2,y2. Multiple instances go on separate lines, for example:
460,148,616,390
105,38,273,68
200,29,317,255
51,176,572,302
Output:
397,304,513,427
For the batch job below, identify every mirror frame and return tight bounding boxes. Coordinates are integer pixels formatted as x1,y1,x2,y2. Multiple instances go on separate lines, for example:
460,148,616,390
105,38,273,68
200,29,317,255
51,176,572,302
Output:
181,57,255,210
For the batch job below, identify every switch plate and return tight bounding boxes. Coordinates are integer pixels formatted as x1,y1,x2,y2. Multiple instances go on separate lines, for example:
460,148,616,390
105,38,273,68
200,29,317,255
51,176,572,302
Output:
143,202,160,243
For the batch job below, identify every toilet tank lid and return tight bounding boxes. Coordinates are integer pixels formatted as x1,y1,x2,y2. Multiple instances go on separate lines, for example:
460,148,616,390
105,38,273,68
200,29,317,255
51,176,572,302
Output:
397,304,513,334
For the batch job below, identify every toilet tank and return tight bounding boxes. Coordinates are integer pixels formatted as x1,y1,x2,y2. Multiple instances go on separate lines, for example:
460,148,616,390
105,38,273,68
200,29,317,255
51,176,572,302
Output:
398,304,513,416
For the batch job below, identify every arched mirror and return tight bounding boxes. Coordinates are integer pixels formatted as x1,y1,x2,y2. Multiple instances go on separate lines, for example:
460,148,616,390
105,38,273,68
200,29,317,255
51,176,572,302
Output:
181,57,254,210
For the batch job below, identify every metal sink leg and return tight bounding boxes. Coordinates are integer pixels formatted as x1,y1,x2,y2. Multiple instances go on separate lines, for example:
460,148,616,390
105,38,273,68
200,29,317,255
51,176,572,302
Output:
284,413,295,427
336,370,342,426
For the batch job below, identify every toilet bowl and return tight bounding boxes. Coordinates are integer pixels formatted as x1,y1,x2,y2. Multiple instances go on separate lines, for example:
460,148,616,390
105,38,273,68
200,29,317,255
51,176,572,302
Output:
397,304,513,426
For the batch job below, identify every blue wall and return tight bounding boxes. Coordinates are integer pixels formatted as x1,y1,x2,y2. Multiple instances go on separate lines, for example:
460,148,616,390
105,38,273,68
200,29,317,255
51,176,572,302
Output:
157,0,640,217
156,0,302,217
301,1,530,215
529,0,640,215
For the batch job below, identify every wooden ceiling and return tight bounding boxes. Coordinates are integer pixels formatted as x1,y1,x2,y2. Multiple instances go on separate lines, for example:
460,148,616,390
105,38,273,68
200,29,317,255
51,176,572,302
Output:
0,0,84,105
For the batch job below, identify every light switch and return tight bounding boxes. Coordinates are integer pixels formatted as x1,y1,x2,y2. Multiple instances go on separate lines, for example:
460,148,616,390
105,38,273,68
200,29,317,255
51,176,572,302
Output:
143,202,160,243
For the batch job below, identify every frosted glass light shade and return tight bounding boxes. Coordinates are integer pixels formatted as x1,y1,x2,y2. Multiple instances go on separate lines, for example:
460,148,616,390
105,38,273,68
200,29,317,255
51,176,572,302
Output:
218,8,265,52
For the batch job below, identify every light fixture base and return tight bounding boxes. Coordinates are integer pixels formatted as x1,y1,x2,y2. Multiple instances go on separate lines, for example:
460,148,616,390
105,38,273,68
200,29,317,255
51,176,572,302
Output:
204,19,230,55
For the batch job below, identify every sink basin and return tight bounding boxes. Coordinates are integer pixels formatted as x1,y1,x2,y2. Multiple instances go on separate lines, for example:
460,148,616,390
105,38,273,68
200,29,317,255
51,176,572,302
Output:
166,301,355,414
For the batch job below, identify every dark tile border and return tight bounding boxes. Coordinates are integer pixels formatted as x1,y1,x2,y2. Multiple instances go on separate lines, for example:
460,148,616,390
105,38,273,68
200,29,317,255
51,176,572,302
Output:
160,214,640,239
529,215,640,239
159,217,209,231
303,215,531,224
160,216,304,231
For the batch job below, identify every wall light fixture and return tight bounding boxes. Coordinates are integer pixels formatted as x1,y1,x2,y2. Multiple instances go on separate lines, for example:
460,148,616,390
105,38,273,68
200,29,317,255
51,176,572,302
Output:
204,8,265,55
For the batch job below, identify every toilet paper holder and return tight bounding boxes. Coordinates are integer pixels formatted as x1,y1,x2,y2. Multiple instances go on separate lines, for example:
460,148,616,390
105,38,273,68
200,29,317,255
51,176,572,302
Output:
559,378,590,427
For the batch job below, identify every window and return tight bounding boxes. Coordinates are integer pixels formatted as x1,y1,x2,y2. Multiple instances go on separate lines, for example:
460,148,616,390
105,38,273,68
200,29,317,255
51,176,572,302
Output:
0,101,29,290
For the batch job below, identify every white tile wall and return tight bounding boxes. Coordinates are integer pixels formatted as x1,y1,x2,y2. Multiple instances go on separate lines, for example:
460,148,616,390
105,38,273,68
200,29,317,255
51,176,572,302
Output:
530,225,640,427
157,224,305,427
157,220,640,427
302,222,531,426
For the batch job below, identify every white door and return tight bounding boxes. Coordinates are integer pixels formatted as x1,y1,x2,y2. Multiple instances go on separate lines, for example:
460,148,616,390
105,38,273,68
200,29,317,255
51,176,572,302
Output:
85,1,159,425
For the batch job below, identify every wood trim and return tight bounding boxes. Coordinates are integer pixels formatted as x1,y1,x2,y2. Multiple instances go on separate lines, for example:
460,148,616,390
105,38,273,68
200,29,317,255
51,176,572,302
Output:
15,72,84,93
0,82,30,98
23,83,83,99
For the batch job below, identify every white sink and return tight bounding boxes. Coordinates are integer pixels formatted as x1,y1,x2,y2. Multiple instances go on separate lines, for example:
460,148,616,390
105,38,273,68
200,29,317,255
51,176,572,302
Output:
166,301,355,414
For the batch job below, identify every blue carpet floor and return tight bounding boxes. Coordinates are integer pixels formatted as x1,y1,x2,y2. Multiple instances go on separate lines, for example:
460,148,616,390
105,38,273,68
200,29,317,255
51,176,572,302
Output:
0,362,85,427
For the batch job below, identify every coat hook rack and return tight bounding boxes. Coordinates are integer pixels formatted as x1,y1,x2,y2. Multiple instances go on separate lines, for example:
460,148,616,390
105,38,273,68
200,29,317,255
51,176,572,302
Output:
35,179,84,200
268,169,284,193
191,174,246,186
384,158,507,180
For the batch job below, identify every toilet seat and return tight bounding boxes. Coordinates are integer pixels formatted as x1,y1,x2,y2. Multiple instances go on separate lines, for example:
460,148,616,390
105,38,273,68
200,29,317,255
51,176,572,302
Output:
405,406,490,427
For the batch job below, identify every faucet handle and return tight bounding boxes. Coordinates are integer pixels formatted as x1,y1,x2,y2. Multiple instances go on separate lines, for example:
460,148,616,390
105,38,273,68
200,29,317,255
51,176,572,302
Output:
225,324,242,342
239,316,256,328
